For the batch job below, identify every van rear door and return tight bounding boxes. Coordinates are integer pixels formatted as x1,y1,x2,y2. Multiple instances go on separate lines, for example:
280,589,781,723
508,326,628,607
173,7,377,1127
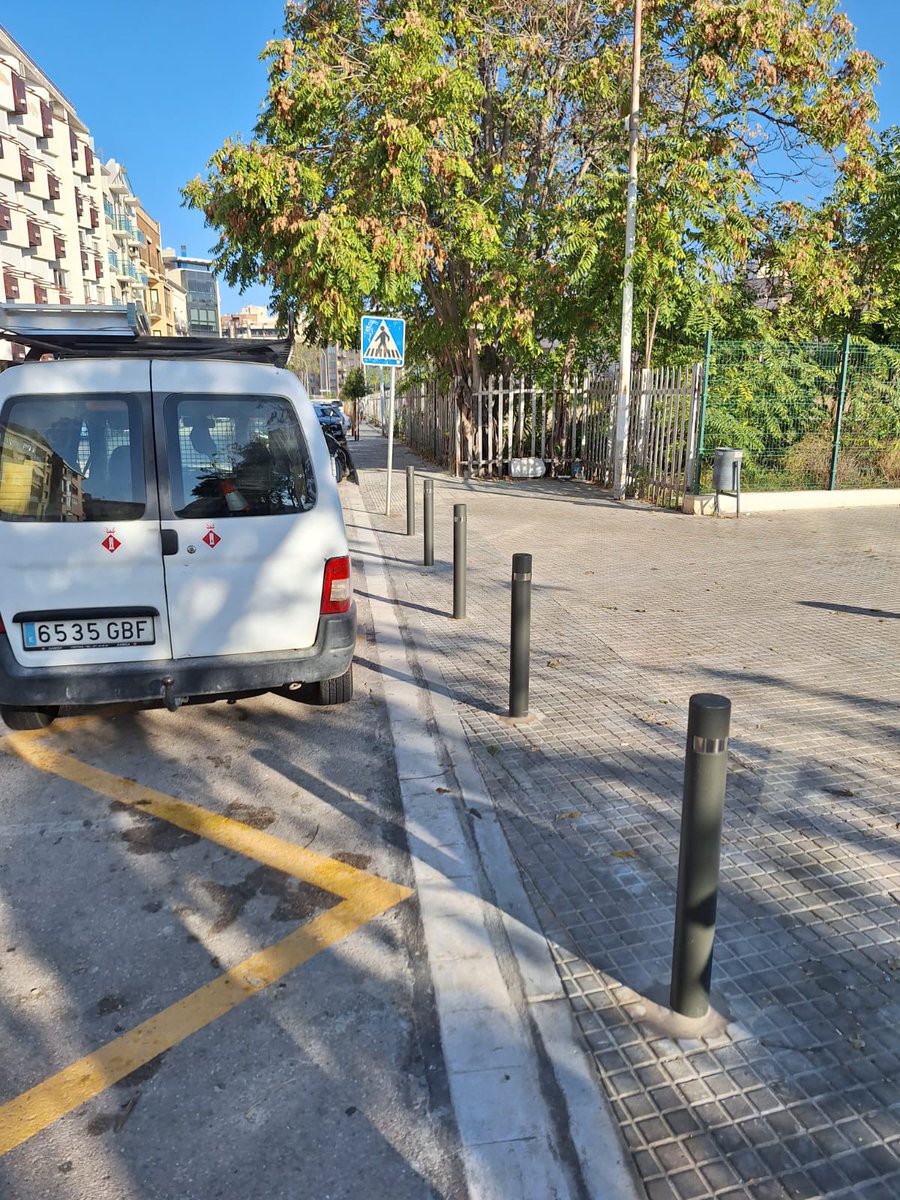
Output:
0,360,173,667
151,360,346,660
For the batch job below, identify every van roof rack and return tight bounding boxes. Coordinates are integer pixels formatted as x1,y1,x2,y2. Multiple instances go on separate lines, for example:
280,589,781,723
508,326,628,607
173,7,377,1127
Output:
0,304,293,368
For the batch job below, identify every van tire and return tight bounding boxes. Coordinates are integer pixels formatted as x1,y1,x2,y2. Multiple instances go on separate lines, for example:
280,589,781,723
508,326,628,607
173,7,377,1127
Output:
1,706,59,731
314,665,353,706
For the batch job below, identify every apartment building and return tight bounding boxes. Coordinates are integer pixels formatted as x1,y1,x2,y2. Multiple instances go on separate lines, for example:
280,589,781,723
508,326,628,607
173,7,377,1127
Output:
221,303,280,339
0,25,188,364
320,343,361,397
163,247,220,337
100,158,150,313
0,26,110,363
137,204,184,336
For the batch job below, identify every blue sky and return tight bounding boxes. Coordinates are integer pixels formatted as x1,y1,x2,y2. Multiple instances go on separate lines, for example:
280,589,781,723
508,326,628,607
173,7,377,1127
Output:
4,1,899,317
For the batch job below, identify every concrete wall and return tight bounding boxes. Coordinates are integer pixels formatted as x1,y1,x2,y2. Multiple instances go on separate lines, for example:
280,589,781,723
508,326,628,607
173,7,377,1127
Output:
684,489,900,516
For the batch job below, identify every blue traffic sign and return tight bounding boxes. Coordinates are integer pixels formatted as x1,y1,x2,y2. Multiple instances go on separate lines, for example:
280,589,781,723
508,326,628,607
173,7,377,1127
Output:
361,314,406,367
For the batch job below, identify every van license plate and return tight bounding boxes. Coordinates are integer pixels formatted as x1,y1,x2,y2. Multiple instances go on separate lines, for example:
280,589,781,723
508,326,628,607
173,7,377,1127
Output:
22,617,156,651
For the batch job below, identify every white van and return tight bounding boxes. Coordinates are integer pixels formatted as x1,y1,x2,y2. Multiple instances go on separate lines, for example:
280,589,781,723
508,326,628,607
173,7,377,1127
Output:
0,307,356,730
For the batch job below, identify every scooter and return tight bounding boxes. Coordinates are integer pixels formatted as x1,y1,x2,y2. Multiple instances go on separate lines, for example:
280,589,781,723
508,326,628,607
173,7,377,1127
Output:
323,428,359,485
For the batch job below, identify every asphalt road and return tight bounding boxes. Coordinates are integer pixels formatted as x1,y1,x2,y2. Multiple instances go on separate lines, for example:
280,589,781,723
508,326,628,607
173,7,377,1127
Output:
0,583,465,1200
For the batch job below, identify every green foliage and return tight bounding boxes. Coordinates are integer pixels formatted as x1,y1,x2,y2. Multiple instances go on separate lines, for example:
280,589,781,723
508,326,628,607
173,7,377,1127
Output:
702,339,900,490
184,0,878,391
340,366,368,403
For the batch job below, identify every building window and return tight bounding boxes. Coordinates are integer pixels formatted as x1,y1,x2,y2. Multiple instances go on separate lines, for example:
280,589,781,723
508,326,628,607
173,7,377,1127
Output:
81,249,89,272
70,128,79,162
74,189,83,217
94,257,103,279
0,203,10,231
27,221,41,248
11,72,27,115
39,100,53,138
33,283,47,303
3,271,19,301
20,151,35,183
89,206,99,229
48,174,61,200
53,235,65,260
84,146,94,176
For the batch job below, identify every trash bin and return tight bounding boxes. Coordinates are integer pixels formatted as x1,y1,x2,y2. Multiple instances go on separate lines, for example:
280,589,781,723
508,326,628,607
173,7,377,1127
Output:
712,447,743,492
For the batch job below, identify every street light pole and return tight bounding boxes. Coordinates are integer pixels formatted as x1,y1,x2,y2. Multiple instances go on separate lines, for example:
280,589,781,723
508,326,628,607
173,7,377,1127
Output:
612,0,643,500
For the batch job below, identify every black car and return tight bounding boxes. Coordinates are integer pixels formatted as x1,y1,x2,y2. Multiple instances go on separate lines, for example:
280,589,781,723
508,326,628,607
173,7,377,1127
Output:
313,402,344,437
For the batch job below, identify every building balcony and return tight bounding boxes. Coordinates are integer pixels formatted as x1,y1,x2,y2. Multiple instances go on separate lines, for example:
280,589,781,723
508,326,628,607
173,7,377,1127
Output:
111,216,138,240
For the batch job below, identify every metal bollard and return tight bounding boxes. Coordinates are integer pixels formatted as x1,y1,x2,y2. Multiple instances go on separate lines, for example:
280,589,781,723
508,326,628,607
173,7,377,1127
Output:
423,478,434,566
453,504,467,618
670,693,732,1019
406,466,416,536
508,553,532,718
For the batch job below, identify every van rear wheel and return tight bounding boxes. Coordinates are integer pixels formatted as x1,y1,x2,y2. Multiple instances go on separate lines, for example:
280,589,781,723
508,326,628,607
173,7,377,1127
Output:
1,706,59,732
313,665,353,706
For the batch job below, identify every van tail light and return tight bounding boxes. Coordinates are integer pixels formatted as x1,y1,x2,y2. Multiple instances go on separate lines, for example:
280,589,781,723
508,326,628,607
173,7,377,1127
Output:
320,556,352,614
0,616,5,635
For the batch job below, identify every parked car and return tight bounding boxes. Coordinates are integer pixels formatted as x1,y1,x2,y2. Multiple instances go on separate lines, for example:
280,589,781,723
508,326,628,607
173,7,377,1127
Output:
312,401,345,437
0,305,356,730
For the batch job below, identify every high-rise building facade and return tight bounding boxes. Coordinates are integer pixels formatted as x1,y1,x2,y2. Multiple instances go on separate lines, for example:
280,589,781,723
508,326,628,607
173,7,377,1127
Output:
137,205,183,337
100,158,147,312
163,248,220,338
320,344,361,397
0,27,110,362
0,24,199,363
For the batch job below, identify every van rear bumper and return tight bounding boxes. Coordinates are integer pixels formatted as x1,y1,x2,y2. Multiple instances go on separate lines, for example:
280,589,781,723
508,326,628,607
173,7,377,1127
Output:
0,606,356,708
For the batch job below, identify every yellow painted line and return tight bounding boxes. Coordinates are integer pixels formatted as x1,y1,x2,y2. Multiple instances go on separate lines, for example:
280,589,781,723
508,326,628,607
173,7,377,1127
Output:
0,894,395,1157
0,723,414,1156
2,730,409,905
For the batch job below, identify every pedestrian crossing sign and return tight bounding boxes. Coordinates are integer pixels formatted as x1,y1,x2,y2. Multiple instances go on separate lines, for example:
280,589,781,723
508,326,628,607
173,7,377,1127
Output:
361,314,406,367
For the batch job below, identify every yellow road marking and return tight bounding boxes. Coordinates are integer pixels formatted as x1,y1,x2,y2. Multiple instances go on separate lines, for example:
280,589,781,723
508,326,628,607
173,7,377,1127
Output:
0,724,413,1157
4,729,406,905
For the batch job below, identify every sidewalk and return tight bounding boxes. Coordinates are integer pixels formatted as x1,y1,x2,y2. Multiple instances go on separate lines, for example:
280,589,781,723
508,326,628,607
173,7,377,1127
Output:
347,425,900,1200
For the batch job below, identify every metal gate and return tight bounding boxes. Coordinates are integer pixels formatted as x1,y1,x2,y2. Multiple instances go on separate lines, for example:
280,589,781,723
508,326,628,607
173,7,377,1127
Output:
395,364,702,509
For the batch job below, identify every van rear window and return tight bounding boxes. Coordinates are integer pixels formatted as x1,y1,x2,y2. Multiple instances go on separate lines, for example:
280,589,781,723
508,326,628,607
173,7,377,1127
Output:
0,394,145,522
165,395,316,519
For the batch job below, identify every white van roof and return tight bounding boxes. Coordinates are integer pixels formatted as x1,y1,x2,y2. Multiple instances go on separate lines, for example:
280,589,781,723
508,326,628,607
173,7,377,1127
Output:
0,303,292,368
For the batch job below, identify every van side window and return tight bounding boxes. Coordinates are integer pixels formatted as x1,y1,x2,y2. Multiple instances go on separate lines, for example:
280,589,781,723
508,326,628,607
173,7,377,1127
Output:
165,395,317,519
0,395,145,522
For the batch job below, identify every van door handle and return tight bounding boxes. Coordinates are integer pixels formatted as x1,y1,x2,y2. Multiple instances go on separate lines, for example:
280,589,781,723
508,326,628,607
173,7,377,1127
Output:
161,530,178,556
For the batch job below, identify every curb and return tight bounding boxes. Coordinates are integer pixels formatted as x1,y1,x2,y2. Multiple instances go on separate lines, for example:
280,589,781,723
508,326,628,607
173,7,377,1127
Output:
350,499,642,1200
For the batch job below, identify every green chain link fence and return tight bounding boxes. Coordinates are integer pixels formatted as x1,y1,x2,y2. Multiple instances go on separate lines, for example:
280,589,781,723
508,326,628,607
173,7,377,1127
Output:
695,338,900,492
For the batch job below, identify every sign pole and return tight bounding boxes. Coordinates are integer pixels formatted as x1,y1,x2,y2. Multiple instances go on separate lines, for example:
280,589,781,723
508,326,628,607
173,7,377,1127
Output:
385,364,396,515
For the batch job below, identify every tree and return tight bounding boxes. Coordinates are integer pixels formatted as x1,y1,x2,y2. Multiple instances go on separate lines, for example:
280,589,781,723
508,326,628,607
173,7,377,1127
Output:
340,366,369,403
288,341,322,393
185,0,878,429
831,125,900,343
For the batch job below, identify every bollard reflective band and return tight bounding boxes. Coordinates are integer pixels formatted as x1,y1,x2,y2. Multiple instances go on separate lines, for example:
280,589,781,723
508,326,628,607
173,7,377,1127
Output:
512,571,532,582
692,735,728,755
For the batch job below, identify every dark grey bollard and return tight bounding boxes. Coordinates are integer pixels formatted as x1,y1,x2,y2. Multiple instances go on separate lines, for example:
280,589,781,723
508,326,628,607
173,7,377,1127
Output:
453,504,466,619
509,553,532,718
406,466,415,536
670,693,732,1018
423,478,434,566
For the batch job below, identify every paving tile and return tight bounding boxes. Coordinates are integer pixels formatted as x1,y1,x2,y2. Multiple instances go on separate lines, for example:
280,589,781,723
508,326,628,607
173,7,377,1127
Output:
354,437,900,1200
